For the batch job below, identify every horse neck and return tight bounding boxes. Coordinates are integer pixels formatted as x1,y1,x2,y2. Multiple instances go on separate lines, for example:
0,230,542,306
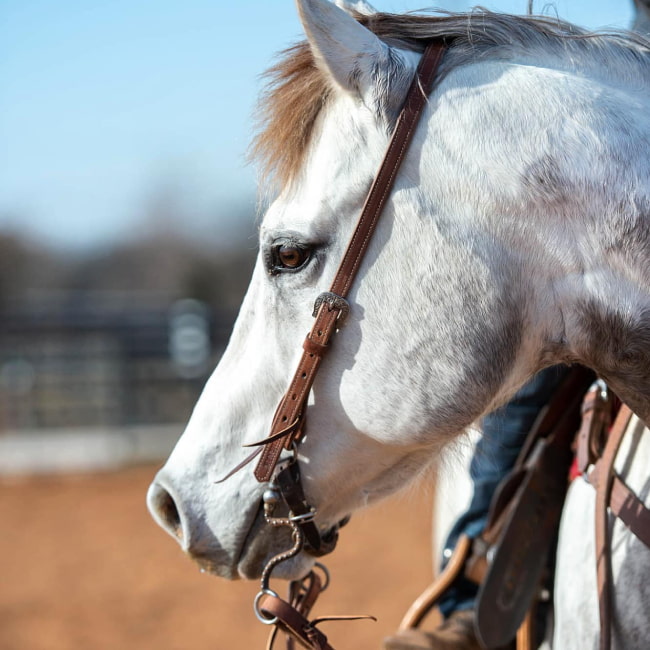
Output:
409,56,650,418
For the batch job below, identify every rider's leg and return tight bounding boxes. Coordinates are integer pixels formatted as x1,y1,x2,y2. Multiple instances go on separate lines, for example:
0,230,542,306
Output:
384,365,568,650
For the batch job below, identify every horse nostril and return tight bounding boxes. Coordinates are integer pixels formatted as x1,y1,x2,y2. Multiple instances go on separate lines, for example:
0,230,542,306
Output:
147,481,184,543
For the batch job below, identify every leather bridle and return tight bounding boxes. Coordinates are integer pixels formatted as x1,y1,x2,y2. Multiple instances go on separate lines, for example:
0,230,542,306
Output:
251,41,445,485
222,41,445,649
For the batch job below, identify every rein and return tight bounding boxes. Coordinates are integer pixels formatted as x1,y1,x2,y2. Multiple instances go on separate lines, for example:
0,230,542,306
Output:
223,41,446,649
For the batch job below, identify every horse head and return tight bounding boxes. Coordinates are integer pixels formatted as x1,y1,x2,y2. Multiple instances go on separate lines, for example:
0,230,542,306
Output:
147,0,650,582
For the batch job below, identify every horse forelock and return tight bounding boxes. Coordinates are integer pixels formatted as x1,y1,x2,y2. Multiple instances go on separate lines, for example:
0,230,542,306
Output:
248,9,650,195
249,41,333,197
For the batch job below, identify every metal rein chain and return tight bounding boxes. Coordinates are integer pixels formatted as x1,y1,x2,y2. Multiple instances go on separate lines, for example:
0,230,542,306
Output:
259,490,307,599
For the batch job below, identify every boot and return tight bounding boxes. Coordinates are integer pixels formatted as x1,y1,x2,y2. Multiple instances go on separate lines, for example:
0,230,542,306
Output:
383,611,483,650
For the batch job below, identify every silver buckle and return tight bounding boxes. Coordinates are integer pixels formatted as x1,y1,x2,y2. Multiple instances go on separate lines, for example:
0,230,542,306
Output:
312,292,349,325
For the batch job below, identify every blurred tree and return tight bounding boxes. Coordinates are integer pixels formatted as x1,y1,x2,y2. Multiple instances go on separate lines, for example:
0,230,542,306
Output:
0,227,68,308
0,178,259,319
0,232,29,307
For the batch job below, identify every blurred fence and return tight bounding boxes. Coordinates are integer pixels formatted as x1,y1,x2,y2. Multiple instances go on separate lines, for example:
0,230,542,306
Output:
0,290,234,433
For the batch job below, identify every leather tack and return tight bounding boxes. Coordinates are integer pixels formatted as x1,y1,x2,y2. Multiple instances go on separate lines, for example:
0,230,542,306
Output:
609,474,650,548
303,335,329,358
254,42,446,484
594,405,633,650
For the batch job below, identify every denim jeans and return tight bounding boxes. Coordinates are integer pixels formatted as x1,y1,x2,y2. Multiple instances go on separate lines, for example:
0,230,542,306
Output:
438,365,569,617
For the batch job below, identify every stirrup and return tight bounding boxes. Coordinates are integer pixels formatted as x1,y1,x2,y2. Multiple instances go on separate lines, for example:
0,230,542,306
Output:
394,535,535,650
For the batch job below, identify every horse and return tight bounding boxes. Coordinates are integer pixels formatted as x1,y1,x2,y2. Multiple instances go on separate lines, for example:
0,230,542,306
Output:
147,0,650,647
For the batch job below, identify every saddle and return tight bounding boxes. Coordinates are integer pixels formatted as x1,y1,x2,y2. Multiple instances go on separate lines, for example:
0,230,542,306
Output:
397,366,650,650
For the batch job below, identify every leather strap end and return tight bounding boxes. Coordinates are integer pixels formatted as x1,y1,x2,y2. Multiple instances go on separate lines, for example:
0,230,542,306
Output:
260,594,333,650
254,440,285,483
214,446,263,484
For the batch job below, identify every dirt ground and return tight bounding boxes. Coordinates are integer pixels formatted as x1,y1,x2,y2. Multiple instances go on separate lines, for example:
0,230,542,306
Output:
0,465,438,650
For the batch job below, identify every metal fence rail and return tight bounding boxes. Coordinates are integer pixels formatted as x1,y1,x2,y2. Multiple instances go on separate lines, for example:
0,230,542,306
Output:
0,292,231,433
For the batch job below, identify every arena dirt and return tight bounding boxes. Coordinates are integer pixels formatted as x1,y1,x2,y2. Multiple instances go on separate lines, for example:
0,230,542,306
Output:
0,465,437,650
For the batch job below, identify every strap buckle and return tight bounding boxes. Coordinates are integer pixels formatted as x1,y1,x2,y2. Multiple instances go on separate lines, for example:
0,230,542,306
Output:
312,292,349,325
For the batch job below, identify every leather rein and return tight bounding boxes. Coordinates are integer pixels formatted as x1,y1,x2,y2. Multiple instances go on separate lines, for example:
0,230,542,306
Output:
576,386,650,650
218,41,446,650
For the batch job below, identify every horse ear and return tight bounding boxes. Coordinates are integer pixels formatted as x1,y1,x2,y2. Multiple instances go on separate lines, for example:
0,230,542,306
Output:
333,0,377,15
296,0,411,112
632,0,650,36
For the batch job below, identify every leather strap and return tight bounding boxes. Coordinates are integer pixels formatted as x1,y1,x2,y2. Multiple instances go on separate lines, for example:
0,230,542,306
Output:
327,42,445,299
275,460,338,556
576,382,613,474
608,474,650,548
262,571,375,650
592,404,634,650
574,392,650,650
514,366,595,469
264,570,326,650
254,41,446,483
262,593,334,650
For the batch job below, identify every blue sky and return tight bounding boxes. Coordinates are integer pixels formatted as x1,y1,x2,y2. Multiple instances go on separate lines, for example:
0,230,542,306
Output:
0,1,635,250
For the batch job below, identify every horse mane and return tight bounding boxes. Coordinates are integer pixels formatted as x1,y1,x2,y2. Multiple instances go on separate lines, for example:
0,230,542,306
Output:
249,9,650,193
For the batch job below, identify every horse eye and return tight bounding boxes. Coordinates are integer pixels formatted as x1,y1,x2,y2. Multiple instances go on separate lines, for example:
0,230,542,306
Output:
276,244,310,271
